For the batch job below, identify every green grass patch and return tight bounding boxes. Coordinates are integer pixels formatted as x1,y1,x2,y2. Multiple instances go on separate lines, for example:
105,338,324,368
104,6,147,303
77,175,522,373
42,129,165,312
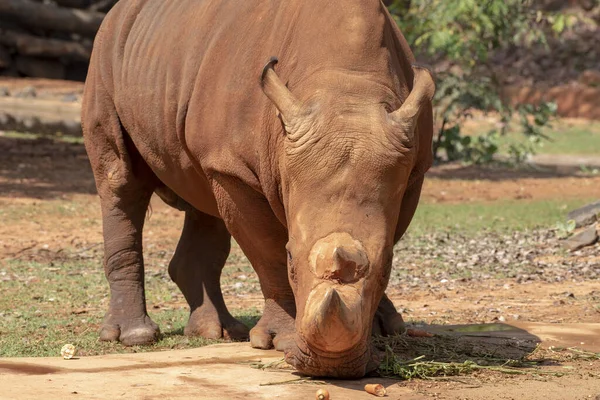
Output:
466,120,600,156
0,259,259,358
408,197,594,236
518,122,600,156
1,130,84,145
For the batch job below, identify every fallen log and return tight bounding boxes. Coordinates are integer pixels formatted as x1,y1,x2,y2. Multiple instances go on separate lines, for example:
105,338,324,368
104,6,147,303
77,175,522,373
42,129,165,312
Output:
0,44,11,69
0,96,82,136
51,0,93,9
0,29,92,61
0,0,104,38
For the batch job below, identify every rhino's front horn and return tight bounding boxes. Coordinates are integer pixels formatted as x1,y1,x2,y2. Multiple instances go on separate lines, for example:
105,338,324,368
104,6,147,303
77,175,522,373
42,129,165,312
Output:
300,286,362,353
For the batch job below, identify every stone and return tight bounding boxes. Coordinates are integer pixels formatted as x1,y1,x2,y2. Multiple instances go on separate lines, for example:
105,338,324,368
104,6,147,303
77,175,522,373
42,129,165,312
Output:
61,93,79,102
14,86,37,99
0,87,9,97
567,200,600,228
563,225,599,252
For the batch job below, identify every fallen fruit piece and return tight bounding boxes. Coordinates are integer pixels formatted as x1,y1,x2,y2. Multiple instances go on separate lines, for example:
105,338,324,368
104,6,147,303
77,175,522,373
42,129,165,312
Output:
406,328,434,338
365,384,386,397
60,344,76,360
316,388,330,400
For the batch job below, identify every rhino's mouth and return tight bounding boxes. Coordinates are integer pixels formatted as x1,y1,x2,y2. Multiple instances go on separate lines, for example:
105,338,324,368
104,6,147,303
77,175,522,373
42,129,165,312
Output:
283,334,381,378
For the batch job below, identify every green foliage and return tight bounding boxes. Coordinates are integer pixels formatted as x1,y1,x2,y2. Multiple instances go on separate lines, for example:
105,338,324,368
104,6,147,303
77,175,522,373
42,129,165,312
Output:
388,0,561,164
391,0,548,63
507,102,557,164
554,219,577,239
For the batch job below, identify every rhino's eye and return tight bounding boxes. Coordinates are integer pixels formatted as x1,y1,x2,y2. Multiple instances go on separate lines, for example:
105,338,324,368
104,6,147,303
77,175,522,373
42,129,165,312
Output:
287,249,294,266
287,249,297,283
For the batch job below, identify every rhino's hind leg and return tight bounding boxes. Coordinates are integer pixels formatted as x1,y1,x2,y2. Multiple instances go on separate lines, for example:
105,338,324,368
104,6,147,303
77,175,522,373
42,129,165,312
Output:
168,209,249,341
372,293,406,336
82,74,160,346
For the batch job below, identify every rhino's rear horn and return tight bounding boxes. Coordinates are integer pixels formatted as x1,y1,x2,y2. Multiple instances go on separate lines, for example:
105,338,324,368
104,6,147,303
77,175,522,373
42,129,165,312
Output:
260,57,306,132
388,65,436,134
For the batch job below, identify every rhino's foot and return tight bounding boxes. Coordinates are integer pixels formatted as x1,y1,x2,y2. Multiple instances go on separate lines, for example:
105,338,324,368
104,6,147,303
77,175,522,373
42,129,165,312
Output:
250,299,296,351
99,314,160,346
372,294,406,336
184,306,249,341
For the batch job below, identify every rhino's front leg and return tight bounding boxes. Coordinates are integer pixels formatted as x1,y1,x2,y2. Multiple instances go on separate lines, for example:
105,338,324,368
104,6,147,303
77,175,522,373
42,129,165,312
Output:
99,192,160,346
83,77,160,346
212,178,296,352
372,293,406,336
368,175,424,336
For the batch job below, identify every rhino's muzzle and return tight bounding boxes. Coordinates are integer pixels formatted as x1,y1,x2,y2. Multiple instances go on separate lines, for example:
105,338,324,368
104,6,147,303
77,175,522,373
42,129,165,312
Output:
284,334,380,378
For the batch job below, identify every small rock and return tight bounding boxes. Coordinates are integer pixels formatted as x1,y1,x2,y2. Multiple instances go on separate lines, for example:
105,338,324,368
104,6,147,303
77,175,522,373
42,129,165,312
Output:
567,200,600,228
62,93,79,102
0,87,9,97
563,225,599,251
14,86,37,98
498,316,506,322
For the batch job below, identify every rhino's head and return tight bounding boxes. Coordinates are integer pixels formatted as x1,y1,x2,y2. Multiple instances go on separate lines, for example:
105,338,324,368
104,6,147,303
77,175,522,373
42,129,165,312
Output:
261,58,434,378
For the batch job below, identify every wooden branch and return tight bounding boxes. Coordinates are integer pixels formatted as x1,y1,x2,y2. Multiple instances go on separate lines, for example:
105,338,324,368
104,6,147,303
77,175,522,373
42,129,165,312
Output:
88,0,118,13
53,0,93,9
0,0,104,38
0,29,92,61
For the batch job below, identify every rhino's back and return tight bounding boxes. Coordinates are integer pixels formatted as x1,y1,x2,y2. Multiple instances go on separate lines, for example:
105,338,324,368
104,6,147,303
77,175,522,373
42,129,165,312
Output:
91,0,286,213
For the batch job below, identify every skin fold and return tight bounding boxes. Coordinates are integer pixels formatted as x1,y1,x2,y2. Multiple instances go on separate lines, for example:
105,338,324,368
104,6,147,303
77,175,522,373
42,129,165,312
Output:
82,0,434,378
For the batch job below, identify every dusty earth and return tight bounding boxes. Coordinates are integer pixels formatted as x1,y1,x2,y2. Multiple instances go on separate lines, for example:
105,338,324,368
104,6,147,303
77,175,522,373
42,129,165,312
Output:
1,78,600,399
0,328,600,400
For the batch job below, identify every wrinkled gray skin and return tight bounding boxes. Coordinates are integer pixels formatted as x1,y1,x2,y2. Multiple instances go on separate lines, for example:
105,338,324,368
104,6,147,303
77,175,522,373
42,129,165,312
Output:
82,0,434,378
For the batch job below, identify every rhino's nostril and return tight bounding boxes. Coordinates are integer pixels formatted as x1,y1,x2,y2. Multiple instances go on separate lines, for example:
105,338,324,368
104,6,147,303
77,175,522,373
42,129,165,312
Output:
327,247,361,282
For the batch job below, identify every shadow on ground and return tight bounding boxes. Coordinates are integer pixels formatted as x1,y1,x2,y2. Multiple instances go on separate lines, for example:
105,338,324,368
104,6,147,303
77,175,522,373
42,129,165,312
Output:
2,323,599,399
427,163,589,181
3,132,598,200
0,135,96,199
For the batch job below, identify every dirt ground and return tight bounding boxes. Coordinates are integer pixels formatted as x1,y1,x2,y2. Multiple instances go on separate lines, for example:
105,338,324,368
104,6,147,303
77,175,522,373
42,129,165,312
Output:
1,80,600,399
1,128,599,399
1,331,600,400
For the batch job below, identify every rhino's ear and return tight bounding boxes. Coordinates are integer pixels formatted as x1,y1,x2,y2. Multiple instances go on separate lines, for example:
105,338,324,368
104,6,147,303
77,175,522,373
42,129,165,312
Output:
261,57,306,133
388,65,435,135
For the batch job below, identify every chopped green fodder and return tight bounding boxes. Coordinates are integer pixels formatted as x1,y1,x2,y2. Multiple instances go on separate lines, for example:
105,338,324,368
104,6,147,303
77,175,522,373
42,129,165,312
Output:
247,335,598,382
547,347,600,361
378,351,530,380
373,332,549,380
